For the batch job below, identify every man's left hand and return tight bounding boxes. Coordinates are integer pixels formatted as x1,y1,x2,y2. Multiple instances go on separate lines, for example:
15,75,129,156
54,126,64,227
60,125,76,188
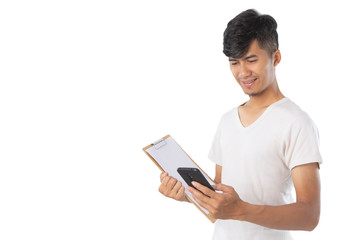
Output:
187,182,247,220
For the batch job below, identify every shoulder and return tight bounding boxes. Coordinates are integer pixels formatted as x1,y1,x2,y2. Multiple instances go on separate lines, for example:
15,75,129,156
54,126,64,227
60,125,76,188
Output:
274,99,320,138
274,98,314,125
213,107,239,131
222,107,238,119
216,106,238,123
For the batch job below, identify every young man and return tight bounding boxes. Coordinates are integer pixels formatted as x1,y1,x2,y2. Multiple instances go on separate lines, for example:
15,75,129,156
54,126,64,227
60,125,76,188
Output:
159,9,322,239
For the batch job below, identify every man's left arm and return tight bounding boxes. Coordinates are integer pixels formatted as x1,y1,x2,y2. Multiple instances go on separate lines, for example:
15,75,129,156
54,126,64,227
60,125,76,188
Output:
188,162,320,231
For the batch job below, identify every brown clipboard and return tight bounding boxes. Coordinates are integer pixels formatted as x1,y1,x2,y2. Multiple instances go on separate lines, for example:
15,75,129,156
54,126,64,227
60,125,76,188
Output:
143,135,216,223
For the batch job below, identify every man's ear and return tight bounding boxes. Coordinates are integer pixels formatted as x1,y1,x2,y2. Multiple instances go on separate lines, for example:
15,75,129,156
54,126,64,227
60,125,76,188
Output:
273,49,281,66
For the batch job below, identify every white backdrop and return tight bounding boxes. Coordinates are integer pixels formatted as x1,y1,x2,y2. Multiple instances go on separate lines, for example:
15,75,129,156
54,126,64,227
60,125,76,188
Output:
1,0,359,239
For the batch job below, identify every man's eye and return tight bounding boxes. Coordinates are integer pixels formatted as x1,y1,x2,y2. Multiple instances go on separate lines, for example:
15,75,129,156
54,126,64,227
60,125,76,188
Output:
231,62,238,65
248,59,257,63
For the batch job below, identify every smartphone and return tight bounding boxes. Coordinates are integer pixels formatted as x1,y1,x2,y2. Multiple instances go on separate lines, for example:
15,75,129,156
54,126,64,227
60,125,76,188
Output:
177,167,215,193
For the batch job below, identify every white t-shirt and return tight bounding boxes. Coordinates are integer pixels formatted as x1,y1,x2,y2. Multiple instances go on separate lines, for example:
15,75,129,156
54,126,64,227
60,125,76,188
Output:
208,97,322,240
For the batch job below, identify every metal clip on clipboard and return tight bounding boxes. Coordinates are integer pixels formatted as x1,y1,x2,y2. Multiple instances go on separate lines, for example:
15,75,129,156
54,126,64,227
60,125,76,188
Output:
152,138,167,150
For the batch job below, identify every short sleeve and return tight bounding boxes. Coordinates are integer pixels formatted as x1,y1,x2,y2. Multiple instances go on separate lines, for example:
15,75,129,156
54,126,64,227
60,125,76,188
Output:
283,114,323,170
208,118,223,166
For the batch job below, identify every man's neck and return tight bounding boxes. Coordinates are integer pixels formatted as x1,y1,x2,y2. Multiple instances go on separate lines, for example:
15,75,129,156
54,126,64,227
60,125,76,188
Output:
245,81,284,109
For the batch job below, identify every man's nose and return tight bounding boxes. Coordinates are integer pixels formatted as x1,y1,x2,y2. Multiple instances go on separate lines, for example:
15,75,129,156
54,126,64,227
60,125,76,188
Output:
236,64,251,80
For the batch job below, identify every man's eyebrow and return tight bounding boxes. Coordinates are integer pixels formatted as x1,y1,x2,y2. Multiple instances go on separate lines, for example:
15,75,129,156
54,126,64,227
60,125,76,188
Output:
228,54,258,61
243,54,258,60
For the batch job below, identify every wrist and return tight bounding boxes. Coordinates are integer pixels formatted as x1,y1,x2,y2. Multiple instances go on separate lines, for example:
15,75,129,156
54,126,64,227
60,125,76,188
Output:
235,201,264,221
234,200,248,221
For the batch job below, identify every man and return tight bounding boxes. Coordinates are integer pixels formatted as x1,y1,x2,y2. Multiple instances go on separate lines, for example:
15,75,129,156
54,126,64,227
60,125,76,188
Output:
158,9,322,239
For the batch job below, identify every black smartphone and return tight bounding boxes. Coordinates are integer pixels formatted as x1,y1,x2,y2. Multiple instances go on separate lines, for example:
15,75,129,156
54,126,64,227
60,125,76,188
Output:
177,167,215,193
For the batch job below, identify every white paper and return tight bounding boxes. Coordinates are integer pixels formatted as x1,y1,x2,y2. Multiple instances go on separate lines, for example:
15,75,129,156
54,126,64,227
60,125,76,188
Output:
146,136,214,215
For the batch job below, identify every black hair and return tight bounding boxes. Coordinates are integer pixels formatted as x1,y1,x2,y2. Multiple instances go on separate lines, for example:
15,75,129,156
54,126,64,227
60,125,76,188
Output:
223,9,279,59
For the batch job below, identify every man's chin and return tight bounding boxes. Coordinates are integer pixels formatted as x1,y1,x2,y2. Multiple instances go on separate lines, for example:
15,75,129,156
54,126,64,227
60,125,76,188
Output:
243,90,259,97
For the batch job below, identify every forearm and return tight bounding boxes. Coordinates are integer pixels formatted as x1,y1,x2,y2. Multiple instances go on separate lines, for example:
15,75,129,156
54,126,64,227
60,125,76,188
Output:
239,201,320,231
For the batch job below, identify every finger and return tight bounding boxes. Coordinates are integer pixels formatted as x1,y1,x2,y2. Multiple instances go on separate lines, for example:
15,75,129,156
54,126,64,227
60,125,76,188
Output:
159,176,170,194
187,186,215,212
160,172,168,182
166,177,178,189
161,176,175,187
187,186,211,206
159,177,178,197
168,181,181,199
174,186,185,200
173,180,183,194
161,175,171,186
213,183,233,192
192,181,216,198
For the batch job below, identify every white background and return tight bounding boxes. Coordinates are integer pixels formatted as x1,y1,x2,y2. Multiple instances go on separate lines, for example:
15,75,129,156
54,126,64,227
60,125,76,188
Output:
0,0,359,239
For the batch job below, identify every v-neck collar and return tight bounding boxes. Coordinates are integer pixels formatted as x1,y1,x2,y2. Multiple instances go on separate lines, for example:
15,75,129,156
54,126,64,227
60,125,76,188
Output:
236,97,289,130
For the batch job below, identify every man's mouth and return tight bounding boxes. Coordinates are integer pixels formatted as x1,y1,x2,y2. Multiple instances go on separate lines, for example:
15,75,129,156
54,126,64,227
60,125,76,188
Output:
242,78,257,87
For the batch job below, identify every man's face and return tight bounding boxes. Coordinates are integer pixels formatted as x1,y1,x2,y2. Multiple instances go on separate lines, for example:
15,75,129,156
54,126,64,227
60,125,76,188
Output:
229,40,280,96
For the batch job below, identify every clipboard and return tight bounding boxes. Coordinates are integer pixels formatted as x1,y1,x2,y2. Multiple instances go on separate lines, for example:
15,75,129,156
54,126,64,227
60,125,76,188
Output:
143,135,216,223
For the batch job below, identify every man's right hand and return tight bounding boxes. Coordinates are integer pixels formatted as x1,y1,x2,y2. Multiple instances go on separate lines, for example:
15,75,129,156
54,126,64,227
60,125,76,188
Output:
159,172,188,202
